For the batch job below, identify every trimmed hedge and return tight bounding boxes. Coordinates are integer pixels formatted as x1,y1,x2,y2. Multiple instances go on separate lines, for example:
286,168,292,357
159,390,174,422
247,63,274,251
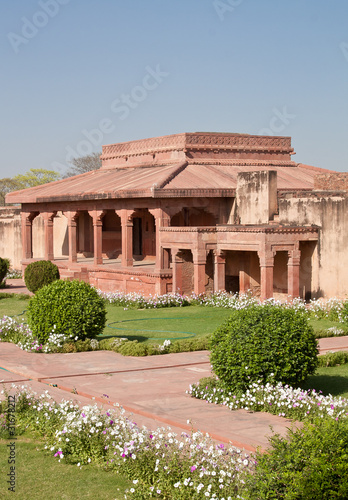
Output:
27,280,106,344
210,305,319,392
24,260,60,293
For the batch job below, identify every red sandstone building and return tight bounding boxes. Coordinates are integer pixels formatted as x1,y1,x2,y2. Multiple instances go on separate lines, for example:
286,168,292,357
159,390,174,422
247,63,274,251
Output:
5,132,348,299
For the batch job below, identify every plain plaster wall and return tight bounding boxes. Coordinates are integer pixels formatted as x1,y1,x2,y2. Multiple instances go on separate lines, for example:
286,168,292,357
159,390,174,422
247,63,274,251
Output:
279,195,348,298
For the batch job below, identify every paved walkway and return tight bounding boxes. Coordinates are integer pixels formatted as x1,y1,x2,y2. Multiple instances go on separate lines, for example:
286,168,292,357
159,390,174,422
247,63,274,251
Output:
0,343,294,452
1,280,347,452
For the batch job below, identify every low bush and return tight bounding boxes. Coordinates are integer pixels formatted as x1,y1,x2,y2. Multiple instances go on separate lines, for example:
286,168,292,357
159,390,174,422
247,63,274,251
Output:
242,417,348,500
210,305,318,392
0,257,9,286
27,280,106,344
97,335,210,356
318,350,348,367
24,260,60,293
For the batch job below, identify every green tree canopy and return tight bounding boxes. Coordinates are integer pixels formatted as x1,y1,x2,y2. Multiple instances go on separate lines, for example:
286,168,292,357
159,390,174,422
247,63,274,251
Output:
0,168,61,206
0,178,21,206
13,168,60,188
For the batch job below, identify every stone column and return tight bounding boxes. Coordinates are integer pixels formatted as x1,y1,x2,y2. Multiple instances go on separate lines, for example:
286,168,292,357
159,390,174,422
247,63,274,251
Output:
192,249,207,296
258,250,275,300
288,248,301,298
116,209,133,267
149,208,171,271
21,212,37,259
65,211,79,263
172,248,183,293
214,249,226,292
239,253,251,294
88,210,105,266
41,211,57,261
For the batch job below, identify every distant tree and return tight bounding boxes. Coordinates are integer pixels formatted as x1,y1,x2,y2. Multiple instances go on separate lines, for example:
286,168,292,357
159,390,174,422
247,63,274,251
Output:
0,168,60,206
0,178,21,206
64,152,102,178
13,168,60,188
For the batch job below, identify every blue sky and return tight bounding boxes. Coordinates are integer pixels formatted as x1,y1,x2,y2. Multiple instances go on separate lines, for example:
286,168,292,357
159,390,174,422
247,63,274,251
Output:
1,0,348,177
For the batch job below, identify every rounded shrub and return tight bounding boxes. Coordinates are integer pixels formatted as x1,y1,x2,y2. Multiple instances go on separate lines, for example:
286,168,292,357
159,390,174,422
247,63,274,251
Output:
0,257,9,285
24,260,60,293
27,279,106,344
242,417,348,500
210,305,318,392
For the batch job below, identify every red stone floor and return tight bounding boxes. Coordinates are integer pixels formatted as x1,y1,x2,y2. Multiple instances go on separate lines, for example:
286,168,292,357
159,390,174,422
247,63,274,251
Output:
1,280,347,452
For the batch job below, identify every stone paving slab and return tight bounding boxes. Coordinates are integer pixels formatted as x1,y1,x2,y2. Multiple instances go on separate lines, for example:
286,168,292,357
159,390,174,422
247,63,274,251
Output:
318,335,348,354
0,342,293,451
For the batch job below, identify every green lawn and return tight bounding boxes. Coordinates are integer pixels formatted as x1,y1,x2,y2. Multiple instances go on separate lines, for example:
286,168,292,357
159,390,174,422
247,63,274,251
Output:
0,432,130,499
0,294,30,317
308,318,348,336
101,304,233,343
1,293,348,345
301,364,348,399
0,295,234,344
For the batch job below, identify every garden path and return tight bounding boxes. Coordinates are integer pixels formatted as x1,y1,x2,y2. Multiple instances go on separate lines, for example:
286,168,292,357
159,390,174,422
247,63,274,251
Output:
1,280,348,452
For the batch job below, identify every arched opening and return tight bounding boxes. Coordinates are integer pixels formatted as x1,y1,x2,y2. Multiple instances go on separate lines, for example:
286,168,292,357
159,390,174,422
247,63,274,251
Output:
300,241,316,301
273,251,288,297
224,251,261,296
77,211,93,257
131,209,156,260
102,210,121,259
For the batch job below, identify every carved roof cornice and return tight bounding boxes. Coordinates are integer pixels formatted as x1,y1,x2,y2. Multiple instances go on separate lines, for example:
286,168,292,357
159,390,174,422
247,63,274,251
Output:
101,132,294,161
160,225,319,234
216,225,319,234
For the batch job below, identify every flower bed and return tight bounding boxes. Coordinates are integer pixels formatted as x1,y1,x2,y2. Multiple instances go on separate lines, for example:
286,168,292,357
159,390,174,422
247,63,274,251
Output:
188,378,348,423
1,386,249,499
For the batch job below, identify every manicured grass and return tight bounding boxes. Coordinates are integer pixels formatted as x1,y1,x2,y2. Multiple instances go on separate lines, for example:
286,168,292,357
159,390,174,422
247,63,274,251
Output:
1,294,348,344
309,318,348,335
0,432,130,499
101,305,233,343
0,295,234,344
0,294,30,317
301,364,348,398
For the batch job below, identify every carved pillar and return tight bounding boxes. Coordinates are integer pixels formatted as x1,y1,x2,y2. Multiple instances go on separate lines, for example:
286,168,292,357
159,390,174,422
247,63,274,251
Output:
88,210,105,265
214,249,226,292
116,209,133,267
41,211,57,261
149,208,171,271
288,248,301,298
239,253,251,294
258,250,275,300
21,212,37,260
192,249,207,296
64,211,79,263
172,248,183,293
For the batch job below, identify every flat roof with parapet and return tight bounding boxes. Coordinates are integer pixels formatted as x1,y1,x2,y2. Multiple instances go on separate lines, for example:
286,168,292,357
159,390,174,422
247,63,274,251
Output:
6,132,335,204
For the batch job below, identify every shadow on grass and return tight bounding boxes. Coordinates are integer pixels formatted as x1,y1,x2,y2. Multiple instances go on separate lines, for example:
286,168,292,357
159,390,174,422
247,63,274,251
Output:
300,374,348,397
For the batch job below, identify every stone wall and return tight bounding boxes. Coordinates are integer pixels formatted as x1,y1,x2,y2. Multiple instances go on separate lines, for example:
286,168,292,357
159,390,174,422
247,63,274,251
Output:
278,194,348,298
0,208,68,269
0,208,22,269
314,173,348,191
236,170,277,224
